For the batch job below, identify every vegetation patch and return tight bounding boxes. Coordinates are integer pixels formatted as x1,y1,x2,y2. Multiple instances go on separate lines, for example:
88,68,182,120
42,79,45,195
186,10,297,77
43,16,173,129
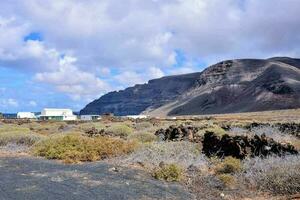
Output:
106,124,133,137
153,164,183,182
128,132,157,143
0,132,44,146
32,134,138,163
215,156,242,174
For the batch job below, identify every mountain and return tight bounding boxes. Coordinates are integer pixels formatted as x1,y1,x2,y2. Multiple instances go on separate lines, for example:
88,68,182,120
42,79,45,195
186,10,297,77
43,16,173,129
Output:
80,57,300,116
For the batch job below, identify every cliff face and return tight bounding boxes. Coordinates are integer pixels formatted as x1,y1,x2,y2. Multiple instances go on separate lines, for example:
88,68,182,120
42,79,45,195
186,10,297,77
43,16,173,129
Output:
80,57,300,116
80,72,201,115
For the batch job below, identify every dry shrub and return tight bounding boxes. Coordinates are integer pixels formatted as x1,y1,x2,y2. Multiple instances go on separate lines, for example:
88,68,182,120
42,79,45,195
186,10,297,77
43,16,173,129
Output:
119,141,208,169
215,156,242,174
128,132,157,143
0,132,44,146
243,155,300,195
197,125,226,137
217,174,236,188
32,134,138,163
106,124,133,137
135,122,153,130
153,164,183,182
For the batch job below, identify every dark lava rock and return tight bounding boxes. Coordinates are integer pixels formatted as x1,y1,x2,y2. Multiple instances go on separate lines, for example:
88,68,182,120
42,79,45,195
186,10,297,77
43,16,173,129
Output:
202,132,298,159
155,125,201,142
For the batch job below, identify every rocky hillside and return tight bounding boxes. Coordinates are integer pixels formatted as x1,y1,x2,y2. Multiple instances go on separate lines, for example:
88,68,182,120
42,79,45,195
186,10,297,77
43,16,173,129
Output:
80,57,300,116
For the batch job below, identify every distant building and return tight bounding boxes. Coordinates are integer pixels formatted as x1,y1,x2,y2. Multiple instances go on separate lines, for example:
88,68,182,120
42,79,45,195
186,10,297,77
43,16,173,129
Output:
39,108,77,121
125,115,148,119
80,115,100,121
17,112,36,119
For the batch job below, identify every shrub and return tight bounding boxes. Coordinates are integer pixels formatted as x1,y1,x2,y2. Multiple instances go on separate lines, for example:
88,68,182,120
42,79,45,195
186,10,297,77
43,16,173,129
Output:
106,124,133,137
128,132,157,143
119,141,207,169
215,156,242,174
153,164,183,182
197,125,226,137
243,155,300,195
0,132,44,146
217,174,236,188
32,134,137,163
135,122,153,130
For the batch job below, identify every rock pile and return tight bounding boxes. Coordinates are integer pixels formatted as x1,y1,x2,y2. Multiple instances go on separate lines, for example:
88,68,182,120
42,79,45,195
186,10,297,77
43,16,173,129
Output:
155,125,201,142
202,132,298,159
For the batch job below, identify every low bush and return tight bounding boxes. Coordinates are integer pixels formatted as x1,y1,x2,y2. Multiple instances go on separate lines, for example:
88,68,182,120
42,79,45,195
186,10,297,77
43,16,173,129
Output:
197,125,226,137
106,124,133,137
135,122,153,130
217,174,236,188
215,156,242,174
0,132,44,146
243,155,300,195
128,132,157,143
119,141,208,169
32,134,137,163
153,164,183,182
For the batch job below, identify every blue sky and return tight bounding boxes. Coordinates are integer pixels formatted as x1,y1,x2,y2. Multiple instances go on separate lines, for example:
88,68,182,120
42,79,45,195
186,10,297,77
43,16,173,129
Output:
0,0,300,113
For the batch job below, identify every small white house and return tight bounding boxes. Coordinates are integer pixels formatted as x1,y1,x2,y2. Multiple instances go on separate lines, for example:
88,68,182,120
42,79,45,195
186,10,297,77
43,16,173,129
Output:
80,115,100,121
39,108,77,121
125,115,149,119
17,112,36,119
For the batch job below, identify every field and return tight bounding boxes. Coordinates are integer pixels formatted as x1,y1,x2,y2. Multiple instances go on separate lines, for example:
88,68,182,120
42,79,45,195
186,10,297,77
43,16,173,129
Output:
0,109,299,200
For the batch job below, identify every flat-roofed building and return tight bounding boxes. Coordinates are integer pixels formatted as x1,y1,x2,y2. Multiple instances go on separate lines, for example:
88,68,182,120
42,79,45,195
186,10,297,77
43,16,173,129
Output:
17,112,36,119
80,115,100,121
39,108,77,121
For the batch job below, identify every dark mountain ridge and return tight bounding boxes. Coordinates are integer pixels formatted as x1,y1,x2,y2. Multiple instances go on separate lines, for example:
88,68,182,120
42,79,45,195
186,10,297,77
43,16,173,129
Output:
80,57,300,116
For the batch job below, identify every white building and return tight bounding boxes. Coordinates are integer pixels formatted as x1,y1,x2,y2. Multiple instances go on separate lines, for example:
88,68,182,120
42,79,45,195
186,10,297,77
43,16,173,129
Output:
39,108,77,121
17,112,36,119
80,115,100,121
125,115,149,119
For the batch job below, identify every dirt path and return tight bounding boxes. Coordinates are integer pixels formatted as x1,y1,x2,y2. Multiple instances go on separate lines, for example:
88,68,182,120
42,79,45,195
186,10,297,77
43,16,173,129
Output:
0,157,194,200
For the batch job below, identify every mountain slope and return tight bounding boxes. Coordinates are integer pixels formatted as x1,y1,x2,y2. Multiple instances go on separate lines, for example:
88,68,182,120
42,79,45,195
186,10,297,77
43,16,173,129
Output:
80,72,201,115
80,57,300,116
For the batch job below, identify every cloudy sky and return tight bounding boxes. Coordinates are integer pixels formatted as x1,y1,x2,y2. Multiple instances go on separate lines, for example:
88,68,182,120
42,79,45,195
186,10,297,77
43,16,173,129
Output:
0,0,300,112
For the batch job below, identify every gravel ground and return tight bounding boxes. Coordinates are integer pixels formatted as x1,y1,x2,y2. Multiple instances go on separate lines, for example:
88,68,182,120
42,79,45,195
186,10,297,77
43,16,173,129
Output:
0,157,194,200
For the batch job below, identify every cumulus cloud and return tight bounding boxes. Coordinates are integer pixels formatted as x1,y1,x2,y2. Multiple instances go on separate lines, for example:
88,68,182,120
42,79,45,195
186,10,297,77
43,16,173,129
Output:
34,56,110,101
0,0,300,104
0,98,19,107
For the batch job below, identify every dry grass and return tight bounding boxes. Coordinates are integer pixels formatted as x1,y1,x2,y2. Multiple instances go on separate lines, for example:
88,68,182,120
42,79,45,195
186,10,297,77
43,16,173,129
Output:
242,155,300,195
32,134,138,163
106,124,133,137
0,132,44,146
118,141,208,170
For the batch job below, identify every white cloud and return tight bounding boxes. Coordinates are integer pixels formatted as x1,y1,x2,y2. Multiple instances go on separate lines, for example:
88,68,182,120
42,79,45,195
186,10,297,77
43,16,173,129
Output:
0,0,300,104
0,98,19,107
29,100,37,107
34,56,110,101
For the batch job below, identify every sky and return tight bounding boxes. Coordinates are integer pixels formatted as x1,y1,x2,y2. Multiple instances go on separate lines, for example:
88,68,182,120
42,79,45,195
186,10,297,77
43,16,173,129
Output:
0,0,300,113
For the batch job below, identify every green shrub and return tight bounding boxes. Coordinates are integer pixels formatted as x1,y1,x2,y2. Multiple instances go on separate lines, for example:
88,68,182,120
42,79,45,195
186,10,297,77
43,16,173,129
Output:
32,134,137,163
217,174,236,187
0,132,44,146
197,125,226,137
106,124,133,137
153,164,183,182
215,156,242,174
128,132,157,143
